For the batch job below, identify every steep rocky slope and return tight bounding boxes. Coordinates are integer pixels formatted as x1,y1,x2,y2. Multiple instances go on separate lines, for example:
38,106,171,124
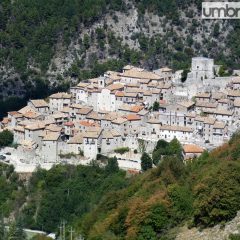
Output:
0,0,237,101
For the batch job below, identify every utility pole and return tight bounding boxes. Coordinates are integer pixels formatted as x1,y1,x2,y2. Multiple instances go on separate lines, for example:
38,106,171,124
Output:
62,220,66,240
69,227,75,240
59,224,62,240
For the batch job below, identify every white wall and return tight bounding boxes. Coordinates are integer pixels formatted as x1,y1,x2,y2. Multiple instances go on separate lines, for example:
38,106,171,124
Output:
83,138,98,160
97,89,116,112
76,89,88,104
41,140,58,162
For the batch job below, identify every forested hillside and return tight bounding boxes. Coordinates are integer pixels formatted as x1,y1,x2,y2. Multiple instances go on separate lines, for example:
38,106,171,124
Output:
1,0,240,118
2,133,240,239
76,134,240,239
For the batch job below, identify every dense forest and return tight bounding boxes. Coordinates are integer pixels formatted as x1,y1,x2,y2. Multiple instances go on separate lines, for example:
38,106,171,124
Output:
1,0,240,118
1,133,240,239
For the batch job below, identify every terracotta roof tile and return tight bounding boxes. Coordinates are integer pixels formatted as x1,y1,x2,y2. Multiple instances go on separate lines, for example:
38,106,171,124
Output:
126,114,141,121
30,99,48,108
183,144,204,153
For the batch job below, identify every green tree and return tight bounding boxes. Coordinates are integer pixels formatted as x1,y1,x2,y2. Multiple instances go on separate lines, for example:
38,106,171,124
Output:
155,139,169,150
218,65,229,77
193,163,240,227
8,221,18,240
138,225,157,240
105,157,119,174
152,101,160,111
144,204,172,234
168,184,193,221
15,219,26,240
181,69,189,82
8,219,26,240
83,34,90,49
0,130,13,147
152,139,169,165
168,138,182,158
141,152,153,171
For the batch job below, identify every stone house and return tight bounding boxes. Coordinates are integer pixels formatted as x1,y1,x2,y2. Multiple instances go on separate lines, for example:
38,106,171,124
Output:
218,99,233,110
125,114,142,135
123,92,139,104
76,107,93,121
70,82,90,104
231,77,240,90
233,99,240,115
48,112,68,125
120,68,161,85
154,67,173,82
13,126,25,143
213,109,234,125
196,102,218,114
227,90,240,101
83,130,102,160
167,101,195,113
195,92,211,102
212,121,228,144
49,92,71,111
183,144,204,161
101,130,122,154
158,83,172,100
111,117,128,135
41,132,61,162
97,88,116,112
67,133,84,155
24,122,46,147
28,99,49,113
187,57,214,82
158,125,193,143
7,111,23,128
115,91,125,109
64,122,75,137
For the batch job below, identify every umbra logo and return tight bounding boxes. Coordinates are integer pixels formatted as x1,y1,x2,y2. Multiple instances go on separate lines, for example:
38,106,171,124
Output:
202,2,240,19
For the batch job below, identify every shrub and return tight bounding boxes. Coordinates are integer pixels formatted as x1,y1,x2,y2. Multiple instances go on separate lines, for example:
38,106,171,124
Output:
114,147,130,155
59,152,77,159
0,130,13,147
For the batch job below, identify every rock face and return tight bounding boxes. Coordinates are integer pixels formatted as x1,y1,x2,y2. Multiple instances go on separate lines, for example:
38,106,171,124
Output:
0,1,233,99
176,212,240,240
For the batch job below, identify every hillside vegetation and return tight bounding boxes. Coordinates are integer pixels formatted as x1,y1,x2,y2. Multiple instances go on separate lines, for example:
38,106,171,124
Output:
1,134,240,239
75,134,240,239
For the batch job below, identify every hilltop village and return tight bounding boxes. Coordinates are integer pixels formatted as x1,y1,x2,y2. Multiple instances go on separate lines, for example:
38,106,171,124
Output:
1,57,240,171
